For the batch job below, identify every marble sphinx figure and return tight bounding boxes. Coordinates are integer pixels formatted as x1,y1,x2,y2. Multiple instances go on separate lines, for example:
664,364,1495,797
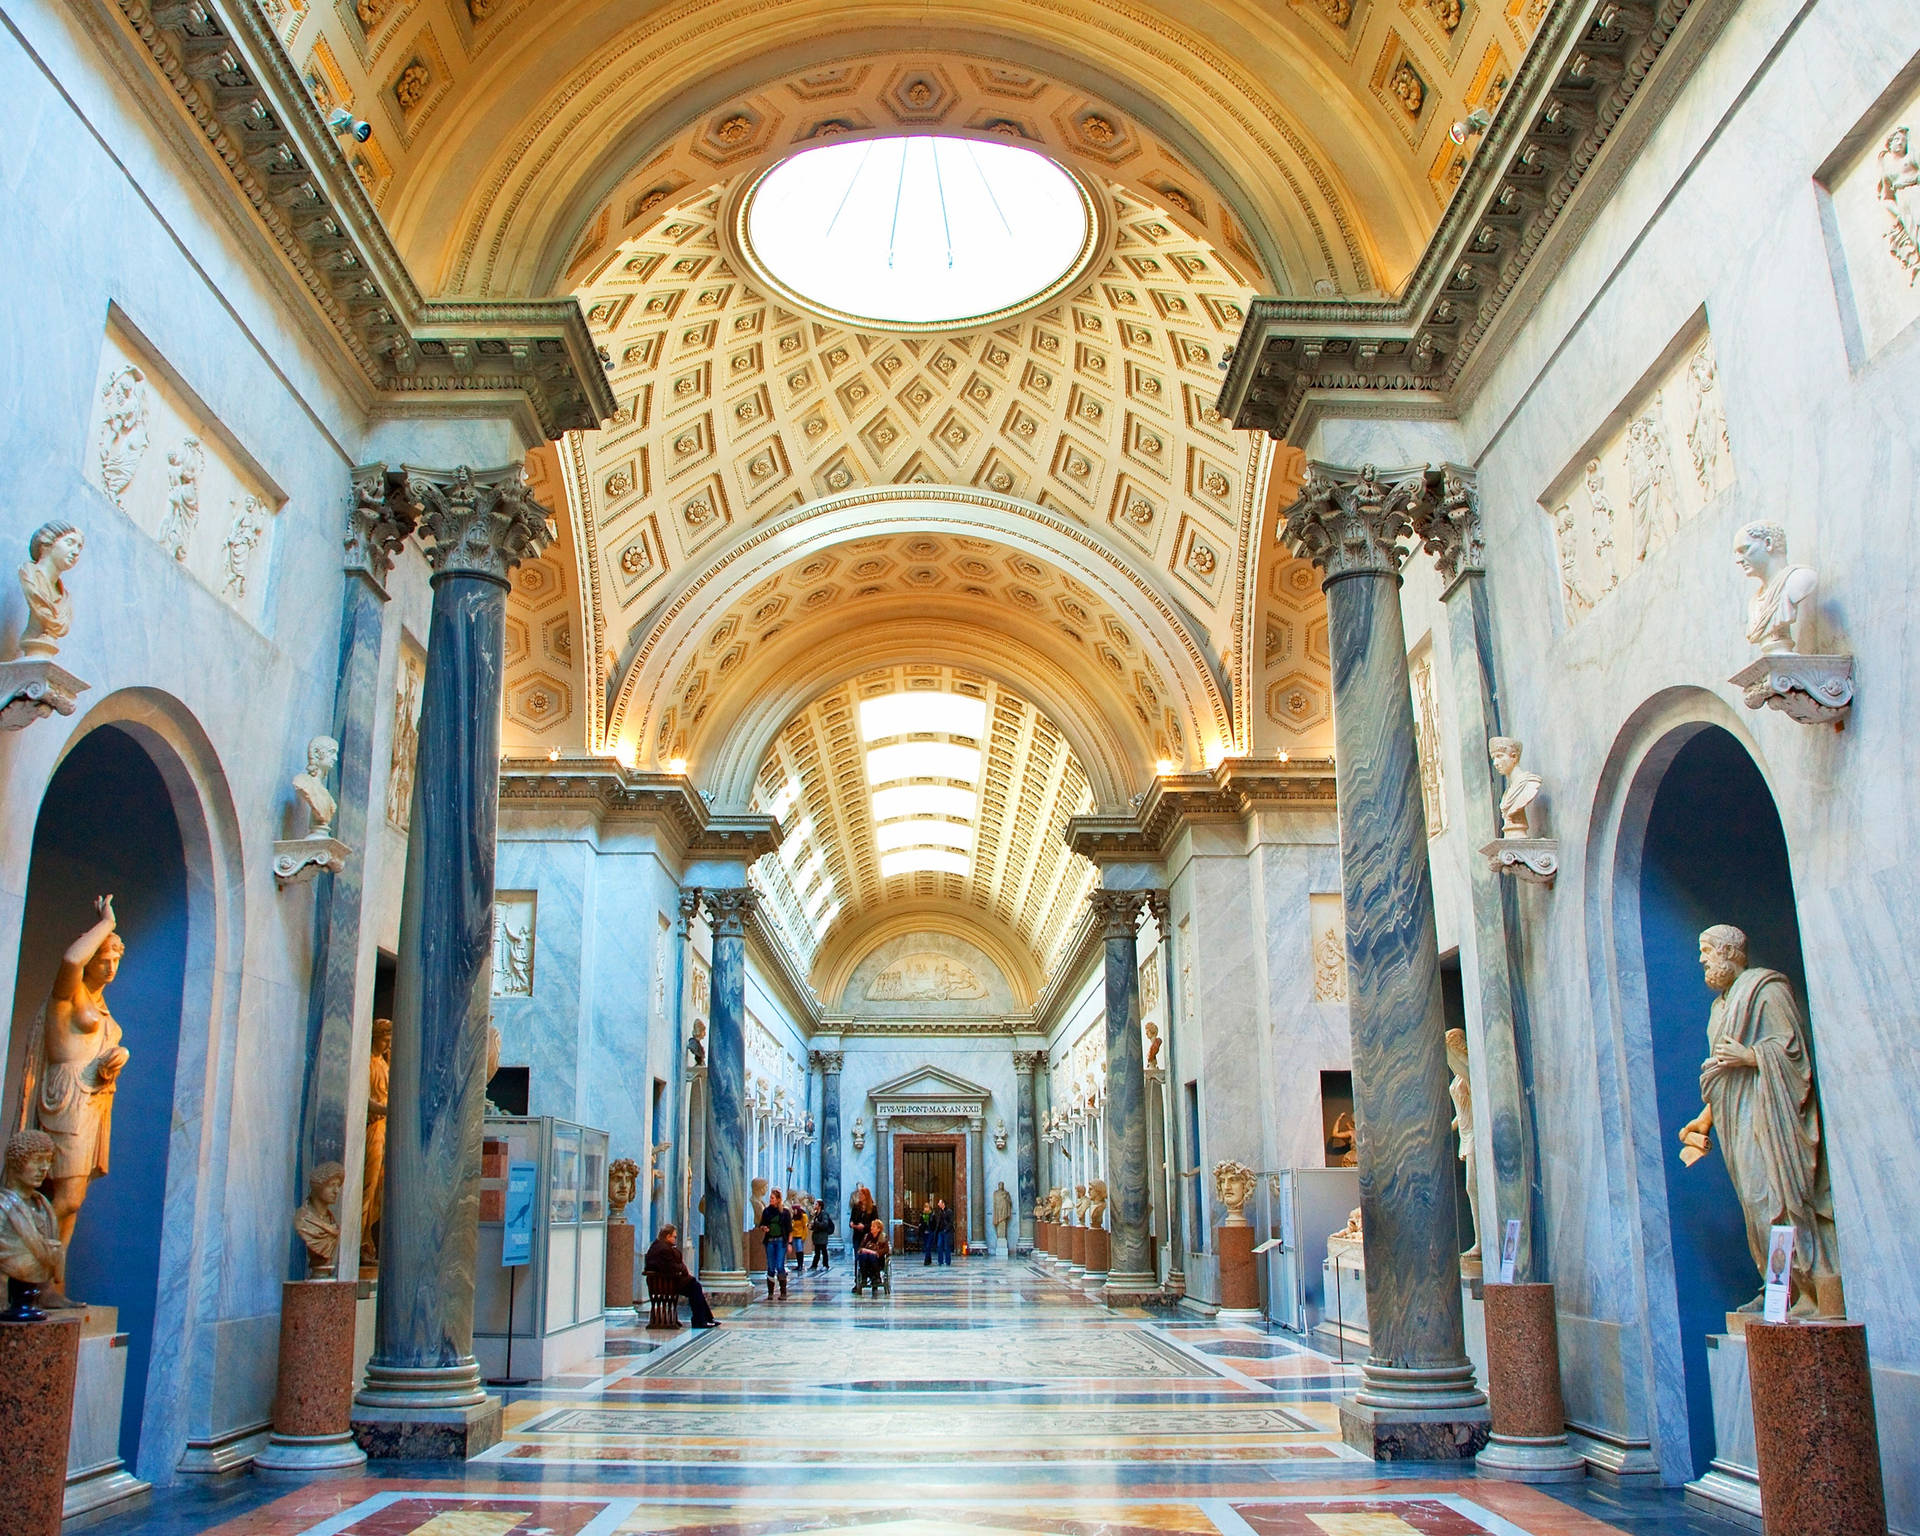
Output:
293,1161,345,1279
1677,924,1843,1316
17,519,84,658
19,895,128,1307
1732,522,1816,655
0,1129,62,1320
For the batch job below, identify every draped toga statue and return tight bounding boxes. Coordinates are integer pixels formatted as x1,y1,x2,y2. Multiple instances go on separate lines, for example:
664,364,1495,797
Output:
1677,924,1843,1317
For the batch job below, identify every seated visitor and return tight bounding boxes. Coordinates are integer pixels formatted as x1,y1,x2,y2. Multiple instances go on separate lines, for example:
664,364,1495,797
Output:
643,1224,717,1329
853,1218,890,1295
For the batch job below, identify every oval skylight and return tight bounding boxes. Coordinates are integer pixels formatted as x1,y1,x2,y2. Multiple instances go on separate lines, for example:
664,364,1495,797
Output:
740,135,1095,330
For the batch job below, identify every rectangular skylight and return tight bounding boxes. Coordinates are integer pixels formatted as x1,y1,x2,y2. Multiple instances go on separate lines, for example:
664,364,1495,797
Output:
766,777,801,824
779,814,814,868
865,741,980,785
872,783,976,822
859,691,988,741
881,848,971,878
874,819,973,853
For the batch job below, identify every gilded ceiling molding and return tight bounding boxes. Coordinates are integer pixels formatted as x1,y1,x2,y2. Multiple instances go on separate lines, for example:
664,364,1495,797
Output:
72,0,613,438
1216,0,1742,439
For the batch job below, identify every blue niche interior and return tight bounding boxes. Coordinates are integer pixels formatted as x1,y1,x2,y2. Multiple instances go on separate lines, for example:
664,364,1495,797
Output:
1637,724,1809,1479
7,724,188,1467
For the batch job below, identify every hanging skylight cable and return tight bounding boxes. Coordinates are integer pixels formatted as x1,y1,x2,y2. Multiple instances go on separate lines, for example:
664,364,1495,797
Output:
821,139,875,241
962,138,1015,239
930,137,954,269
887,136,909,271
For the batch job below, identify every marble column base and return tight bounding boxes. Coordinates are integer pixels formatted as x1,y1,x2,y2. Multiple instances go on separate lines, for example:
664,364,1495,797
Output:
1103,1270,1161,1306
1339,1395,1492,1461
350,1395,502,1460
698,1269,755,1306
606,1223,636,1309
1745,1320,1886,1533
1216,1223,1260,1315
1477,1283,1584,1482
1,1315,81,1536
258,1282,365,1474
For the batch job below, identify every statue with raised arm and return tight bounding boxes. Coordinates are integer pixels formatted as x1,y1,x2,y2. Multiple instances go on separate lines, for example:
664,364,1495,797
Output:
19,895,128,1306
1677,925,1843,1317
1733,522,1816,656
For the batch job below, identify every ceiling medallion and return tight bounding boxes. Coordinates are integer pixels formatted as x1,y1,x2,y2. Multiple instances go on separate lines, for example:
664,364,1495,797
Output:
731,134,1105,335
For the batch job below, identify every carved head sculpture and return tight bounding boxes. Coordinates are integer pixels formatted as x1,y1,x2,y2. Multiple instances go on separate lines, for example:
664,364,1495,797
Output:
1698,923,1749,994
28,520,84,573
607,1157,639,1218
1733,522,1787,581
1887,125,1910,158
5,1128,55,1194
1488,737,1522,777
1213,1159,1257,1226
83,928,125,991
1444,1026,1469,1078
311,1160,346,1208
752,1176,769,1208
371,1015,392,1060
306,736,339,777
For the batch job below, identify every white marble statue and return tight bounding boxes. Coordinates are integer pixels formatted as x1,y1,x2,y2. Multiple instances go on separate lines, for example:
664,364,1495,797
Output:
1677,925,1843,1317
1087,1178,1108,1227
17,520,84,658
1213,1159,1256,1227
1625,406,1680,561
292,735,340,837
992,1181,1012,1239
1733,522,1816,655
1445,1028,1482,1273
1876,124,1920,283
1072,1183,1088,1223
293,1161,345,1279
1488,737,1543,837
96,366,149,507
222,494,269,598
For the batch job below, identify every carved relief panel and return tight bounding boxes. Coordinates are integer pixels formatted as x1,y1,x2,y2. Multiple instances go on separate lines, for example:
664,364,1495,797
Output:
1311,893,1349,1003
386,640,426,832
1408,637,1447,837
86,321,285,630
491,890,537,997
1819,84,1920,362
1541,325,1734,625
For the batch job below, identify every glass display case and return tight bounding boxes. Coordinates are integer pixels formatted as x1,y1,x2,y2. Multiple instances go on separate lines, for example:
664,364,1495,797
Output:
476,1115,610,1380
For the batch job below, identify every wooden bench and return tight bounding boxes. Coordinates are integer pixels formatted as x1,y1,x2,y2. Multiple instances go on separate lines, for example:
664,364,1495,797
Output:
646,1275,683,1330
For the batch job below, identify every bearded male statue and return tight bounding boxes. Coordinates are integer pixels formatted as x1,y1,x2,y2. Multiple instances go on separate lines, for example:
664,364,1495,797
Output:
1677,924,1843,1317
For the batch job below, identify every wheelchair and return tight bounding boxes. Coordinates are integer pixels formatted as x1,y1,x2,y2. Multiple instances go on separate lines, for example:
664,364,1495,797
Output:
852,1249,891,1295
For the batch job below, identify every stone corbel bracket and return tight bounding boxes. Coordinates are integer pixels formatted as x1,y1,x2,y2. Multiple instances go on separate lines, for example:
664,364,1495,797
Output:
0,657,90,731
1217,0,1740,441
1729,653,1854,728
274,835,350,886
1479,836,1560,886
85,0,615,441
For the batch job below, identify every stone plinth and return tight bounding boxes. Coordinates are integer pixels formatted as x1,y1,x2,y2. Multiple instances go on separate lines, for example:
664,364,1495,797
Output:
351,1397,501,1460
1083,1227,1110,1285
1069,1224,1086,1268
1037,1220,1052,1257
65,1306,148,1519
1730,652,1853,726
0,1315,81,1536
1476,1282,1585,1482
745,1226,766,1274
1745,1321,1886,1534
256,1281,365,1473
606,1222,636,1308
1216,1223,1260,1318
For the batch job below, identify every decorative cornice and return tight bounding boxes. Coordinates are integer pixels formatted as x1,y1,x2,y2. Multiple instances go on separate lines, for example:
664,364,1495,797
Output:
1065,755,1338,861
406,464,554,583
1216,0,1736,440
497,759,782,861
87,0,614,438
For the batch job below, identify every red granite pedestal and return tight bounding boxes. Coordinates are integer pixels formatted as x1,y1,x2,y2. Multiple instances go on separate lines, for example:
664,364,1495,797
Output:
1037,1220,1051,1256
1476,1282,1586,1482
1083,1228,1111,1284
606,1221,636,1308
1068,1224,1086,1267
0,1314,81,1536
1745,1320,1887,1535
1216,1222,1260,1316
256,1280,366,1473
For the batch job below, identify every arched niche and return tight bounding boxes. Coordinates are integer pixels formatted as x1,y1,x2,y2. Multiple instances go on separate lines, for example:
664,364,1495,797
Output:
1599,701,1824,1483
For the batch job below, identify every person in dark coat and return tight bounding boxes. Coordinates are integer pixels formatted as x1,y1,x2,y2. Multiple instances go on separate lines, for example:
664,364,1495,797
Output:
810,1200,834,1271
853,1218,890,1295
932,1198,955,1265
849,1185,878,1241
643,1225,716,1328
760,1189,790,1299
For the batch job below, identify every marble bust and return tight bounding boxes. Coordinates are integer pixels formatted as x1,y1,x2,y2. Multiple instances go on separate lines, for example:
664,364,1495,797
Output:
1489,737,1542,838
1677,924,1843,1317
21,895,129,1308
1733,522,1816,655
1087,1178,1108,1227
0,1129,63,1321
1072,1183,1088,1223
292,735,340,837
293,1161,345,1279
1144,1018,1162,1068
607,1157,639,1222
1213,1159,1257,1227
17,520,84,658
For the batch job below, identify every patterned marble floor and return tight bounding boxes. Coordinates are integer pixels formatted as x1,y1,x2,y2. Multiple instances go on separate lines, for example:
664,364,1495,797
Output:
94,1260,1749,1536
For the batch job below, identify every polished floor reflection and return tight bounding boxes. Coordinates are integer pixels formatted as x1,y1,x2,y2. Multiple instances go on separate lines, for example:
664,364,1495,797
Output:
96,1260,1749,1535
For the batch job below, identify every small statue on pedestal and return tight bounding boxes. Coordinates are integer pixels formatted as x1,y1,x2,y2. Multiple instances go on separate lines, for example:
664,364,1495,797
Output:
1727,522,1852,724
992,1180,1012,1242
607,1158,639,1224
293,1162,345,1279
0,1130,62,1321
1087,1178,1108,1228
1445,1028,1483,1276
1481,737,1558,885
1213,1159,1256,1227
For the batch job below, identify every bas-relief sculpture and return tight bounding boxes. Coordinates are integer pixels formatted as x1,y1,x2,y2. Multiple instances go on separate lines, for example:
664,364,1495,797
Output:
96,364,150,507
1445,1029,1482,1276
1213,1159,1256,1228
360,1017,390,1269
1726,521,1853,725
864,952,988,1001
1677,925,1844,1319
294,1161,345,1278
1877,124,1920,283
158,437,204,561
0,1129,62,1320
385,646,425,832
492,893,535,997
19,896,128,1307
1481,737,1558,885
607,1158,639,1223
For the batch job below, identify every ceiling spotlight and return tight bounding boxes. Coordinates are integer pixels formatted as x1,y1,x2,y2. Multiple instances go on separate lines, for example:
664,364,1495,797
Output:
1154,758,1175,776
1448,108,1493,146
668,756,688,776
326,106,373,143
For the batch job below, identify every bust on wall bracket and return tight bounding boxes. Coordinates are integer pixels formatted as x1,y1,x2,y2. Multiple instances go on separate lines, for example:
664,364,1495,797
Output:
3,520,91,731
274,734,351,886
1478,736,1558,887
1725,522,1852,728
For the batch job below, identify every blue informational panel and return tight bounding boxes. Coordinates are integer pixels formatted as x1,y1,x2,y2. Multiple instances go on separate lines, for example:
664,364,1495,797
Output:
503,1160,538,1267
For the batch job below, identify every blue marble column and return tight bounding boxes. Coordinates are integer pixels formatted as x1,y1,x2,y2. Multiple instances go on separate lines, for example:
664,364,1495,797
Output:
1421,471,1543,1282
1094,888,1157,1304
666,889,700,1237
353,464,552,1460
813,1051,843,1244
1146,890,1186,1292
698,886,755,1302
294,468,415,1268
1014,1050,1043,1253
1282,465,1488,1459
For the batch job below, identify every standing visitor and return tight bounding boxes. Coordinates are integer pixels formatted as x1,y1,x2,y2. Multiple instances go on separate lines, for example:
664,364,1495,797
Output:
789,1197,810,1274
811,1200,833,1270
760,1188,790,1299
850,1184,878,1241
933,1197,954,1265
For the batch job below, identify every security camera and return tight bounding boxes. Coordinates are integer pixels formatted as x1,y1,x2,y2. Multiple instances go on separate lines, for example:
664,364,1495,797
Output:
326,107,373,143
1448,108,1493,146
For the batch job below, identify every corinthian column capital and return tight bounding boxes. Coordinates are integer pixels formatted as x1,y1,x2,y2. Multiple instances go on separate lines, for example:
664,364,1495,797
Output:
403,463,554,583
1282,463,1422,584
810,1051,845,1074
345,463,420,590
1406,464,1484,590
705,886,759,937
1088,888,1149,941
